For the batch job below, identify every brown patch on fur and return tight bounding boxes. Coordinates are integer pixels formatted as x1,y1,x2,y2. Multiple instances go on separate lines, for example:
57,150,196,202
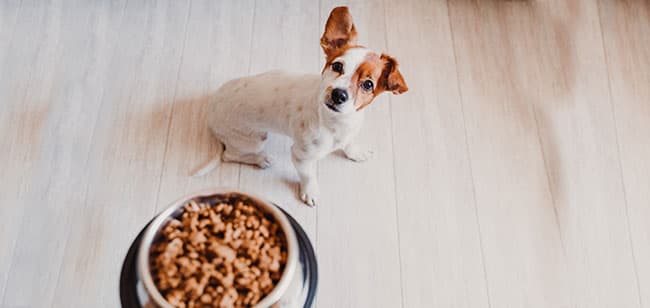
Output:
297,106,303,112
321,7,361,74
322,45,366,74
379,54,408,95
349,53,408,111
321,7,357,56
351,53,384,110
300,121,306,129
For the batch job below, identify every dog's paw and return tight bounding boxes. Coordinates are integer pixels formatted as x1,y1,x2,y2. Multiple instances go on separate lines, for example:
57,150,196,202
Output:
344,144,374,162
255,155,273,169
299,182,319,207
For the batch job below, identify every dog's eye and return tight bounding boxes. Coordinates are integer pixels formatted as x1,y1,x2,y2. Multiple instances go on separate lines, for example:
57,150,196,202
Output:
331,62,343,74
361,80,374,91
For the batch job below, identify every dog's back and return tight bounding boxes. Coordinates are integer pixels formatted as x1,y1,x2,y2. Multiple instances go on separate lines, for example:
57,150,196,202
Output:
208,70,320,138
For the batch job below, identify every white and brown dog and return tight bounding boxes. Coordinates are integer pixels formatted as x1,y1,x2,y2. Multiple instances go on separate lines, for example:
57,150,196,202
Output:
197,6,408,206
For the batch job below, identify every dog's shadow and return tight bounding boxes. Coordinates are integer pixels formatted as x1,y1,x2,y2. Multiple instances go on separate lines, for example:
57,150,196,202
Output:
136,93,222,177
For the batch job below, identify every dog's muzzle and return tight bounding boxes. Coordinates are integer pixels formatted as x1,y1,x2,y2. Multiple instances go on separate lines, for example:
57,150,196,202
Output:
325,88,348,112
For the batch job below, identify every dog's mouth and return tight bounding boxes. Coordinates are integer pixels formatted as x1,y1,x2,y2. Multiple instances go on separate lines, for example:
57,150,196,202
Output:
325,102,340,112
324,96,341,112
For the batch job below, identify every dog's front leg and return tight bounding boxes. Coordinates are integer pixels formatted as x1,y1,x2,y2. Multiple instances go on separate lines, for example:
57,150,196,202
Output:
291,145,319,207
343,143,374,162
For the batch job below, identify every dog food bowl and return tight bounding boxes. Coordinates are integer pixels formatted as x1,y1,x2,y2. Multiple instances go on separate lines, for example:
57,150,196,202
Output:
119,188,318,308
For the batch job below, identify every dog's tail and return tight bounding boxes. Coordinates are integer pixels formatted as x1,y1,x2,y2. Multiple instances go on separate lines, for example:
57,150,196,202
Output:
191,142,224,177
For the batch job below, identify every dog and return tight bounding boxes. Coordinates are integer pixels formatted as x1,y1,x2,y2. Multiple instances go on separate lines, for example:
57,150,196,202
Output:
196,6,408,206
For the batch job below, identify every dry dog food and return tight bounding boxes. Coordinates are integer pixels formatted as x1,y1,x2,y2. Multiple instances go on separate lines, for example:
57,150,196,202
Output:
150,198,288,308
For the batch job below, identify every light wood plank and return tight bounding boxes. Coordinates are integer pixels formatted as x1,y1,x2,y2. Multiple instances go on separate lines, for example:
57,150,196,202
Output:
238,0,319,240
528,1,640,306
0,0,54,301
316,2,402,307
448,1,571,307
384,0,489,307
41,1,191,307
450,0,641,307
598,0,650,304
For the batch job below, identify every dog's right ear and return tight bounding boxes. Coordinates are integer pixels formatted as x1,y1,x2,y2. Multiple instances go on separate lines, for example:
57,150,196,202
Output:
321,7,357,57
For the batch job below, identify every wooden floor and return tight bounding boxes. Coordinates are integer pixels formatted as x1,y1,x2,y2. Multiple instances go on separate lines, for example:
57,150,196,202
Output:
1,0,649,307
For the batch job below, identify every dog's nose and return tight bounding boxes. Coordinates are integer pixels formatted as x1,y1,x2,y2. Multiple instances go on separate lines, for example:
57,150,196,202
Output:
331,88,348,105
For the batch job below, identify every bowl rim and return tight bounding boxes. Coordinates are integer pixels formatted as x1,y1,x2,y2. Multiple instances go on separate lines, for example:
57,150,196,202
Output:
136,187,299,308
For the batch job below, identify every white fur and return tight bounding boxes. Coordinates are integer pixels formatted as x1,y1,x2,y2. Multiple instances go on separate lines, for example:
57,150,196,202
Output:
199,48,374,206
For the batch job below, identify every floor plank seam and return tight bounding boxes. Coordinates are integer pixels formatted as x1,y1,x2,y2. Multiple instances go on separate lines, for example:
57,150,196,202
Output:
382,2,406,307
151,0,193,217
529,105,568,258
446,2,492,307
595,3,644,306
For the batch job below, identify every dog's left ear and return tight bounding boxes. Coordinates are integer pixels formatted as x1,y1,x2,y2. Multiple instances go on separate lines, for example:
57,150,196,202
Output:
321,7,358,57
380,54,408,95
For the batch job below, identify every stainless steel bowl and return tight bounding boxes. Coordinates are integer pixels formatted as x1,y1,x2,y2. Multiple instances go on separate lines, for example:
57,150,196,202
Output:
135,188,315,308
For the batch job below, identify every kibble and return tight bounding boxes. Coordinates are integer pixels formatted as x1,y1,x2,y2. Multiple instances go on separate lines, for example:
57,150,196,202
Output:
149,198,288,308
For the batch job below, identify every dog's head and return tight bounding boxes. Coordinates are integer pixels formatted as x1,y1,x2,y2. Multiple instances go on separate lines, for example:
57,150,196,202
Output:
319,6,408,114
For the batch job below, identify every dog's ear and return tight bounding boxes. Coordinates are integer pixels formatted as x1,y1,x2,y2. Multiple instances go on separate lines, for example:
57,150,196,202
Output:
380,54,408,95
321,7,358,57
